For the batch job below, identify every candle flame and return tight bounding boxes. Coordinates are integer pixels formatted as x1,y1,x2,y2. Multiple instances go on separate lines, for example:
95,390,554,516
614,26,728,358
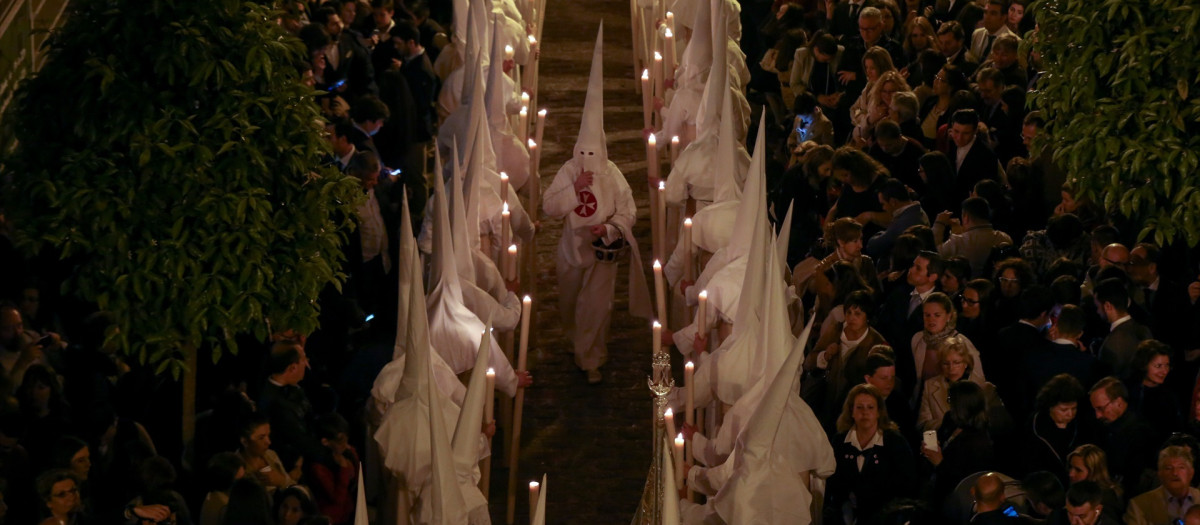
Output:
502,202,510,213
521,92,530,102
658,180,665,190
654,51,662,60
538,109,547,117
528,35,537,44
653,320,662,329
648,134,656,146
505,44,514,54
486,367,496,376
671,136,680,144
508,244,518,253
520,106,528,116
664,407,673,417
528,139,537,148
684,217,692,226
500,172,509,181
642,69,650,80
665,28,673,38
675,433,685,445
530,481,540,490
523,295,532,303
699,289,708,299
653,259,662,269
685,361,694,370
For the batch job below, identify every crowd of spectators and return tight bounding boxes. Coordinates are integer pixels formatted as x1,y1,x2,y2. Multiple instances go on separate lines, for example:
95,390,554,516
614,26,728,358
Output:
0,0,448,523
741,0,1200,522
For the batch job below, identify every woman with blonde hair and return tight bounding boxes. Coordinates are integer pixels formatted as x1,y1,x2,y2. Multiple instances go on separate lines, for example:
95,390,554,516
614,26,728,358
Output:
903,17,937,63
1067,444,1126,520
825,384,917,523
854,70,912,140
848,47,898,139
916,335,995,430
910,293,985,405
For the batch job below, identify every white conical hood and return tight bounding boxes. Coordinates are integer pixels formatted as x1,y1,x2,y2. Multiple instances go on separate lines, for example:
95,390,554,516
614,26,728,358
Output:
776,201,795,269
531,474,548,525
451,319,492,513
448,140,478,285
464,86,489,248
396,194,430,401
393,191,418,361
693,0,728,139
662,436,681,524
711,312,830,524
485,13,509,127
725,109,767,262
452,0,469,54
712,84,739,204
428,330,470,524
573,23,608,173
677,0,713,86
460,0,484,108
354,463,368,525
429,149,466,306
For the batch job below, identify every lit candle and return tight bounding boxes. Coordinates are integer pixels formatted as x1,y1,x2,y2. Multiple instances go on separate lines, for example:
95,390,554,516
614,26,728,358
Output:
521,92,530,108
641,69,652,129
646,134,659,183
653,260,667,327
663,28,675,84
656,181,667,263
501,201,512,256
519,296,532,368
528,139,539,178
664,407,677,445
535,109,546,147
674,433,686,486
518,106,529,143
653,51,664,102
500,172,510,204
684,361,695,431
528,481,540,520
485,368,496,425
507,244,519,281
682,217,694,280
652,320,662,356
697,290,708,341
505,44,515,62
666,11,675,37
670,135,680,164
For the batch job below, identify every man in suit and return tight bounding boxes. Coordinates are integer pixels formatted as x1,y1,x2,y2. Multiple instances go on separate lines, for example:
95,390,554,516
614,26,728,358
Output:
877,251,944,401
973,34,1027,89
1095,278,1153,377
937,22,978,77
968,0,1018,63
948,109,1000,203
993,285,1052,419
257,342,321,471
829,0,871,39
1023,305,1103,408
312,7,378,104
1090,377,1158,497
1126,446,1200,524
393,21,438,178
1128,243,1183,346
975,68,1019,162
326,118,358,171
865,177,929,263
347,95,390,159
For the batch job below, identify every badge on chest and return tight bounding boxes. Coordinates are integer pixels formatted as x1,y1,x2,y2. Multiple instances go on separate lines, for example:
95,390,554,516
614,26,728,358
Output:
575,190,597,217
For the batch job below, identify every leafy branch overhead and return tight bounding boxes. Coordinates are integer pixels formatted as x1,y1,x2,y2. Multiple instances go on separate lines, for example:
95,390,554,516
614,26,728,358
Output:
1030,0,1200,246
1,0,364,376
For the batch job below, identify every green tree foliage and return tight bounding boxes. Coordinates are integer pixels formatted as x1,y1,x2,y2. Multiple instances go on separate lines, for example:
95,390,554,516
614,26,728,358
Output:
1,0,363,376
1030,0,1200,246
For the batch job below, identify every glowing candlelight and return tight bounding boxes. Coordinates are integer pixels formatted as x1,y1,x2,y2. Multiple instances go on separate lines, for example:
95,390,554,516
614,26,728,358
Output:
641,69,652,129
697,290,708,342
670,135,680,164
653,260,667,327
682,217,694,280
507,244,519,281
652,320,662,356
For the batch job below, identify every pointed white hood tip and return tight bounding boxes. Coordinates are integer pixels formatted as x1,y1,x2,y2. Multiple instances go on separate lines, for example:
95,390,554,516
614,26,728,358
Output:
531,474,548,525
678,0,713,80
354,463,368,525
448,140,478,286
712,84,739,204
574,22,608,168
694,0,728,138
428,327,469,524
776,201,795,272
464,97,489,246
393,191,417,360
725,109,767,263
397,194,430,400
429,145,465,306
662,436,681,524
486,12,509,127
452,320,492,469
452,0,469,54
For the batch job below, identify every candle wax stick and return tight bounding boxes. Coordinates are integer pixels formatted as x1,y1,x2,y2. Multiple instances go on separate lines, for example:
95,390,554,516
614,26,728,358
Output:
682,217,694,281
653,260,667,329
518,296,532,368
663,29,675,85
528,139,538,176
674,434,686,486
500,172,510,204
670,135,680,165
697,290,708,342
646,134,659,183
653,51,664,112
507,244,518,282
684,362,695,427
529,481,540,520
656,181,667,264
501,205,512,258
664,408,677,445
485,368,496,424
641,69,652,129
535,109,546,146
652,321,662,356
518,106,529,143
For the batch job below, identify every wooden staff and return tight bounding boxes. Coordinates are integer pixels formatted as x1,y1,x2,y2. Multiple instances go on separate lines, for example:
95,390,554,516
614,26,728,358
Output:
506,296,533,525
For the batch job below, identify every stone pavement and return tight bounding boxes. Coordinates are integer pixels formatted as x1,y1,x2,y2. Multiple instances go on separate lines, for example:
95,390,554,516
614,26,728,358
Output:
485,1,664,523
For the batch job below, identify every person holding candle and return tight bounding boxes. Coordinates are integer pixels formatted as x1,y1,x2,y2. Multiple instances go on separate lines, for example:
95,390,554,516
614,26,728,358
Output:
543,25,651,384
824,384,917,524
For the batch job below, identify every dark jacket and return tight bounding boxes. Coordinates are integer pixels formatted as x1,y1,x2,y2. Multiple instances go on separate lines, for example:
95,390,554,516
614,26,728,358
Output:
257,381,321,469
825,428,918,523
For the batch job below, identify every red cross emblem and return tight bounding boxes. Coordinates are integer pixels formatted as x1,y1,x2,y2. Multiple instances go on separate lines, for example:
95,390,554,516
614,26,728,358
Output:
574,190,598,217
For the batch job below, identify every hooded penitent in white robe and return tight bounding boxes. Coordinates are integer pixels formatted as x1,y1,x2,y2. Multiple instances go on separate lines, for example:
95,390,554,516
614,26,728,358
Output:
542,23,651,371
426,144,521,397
450,323,494,524
485,14,531,191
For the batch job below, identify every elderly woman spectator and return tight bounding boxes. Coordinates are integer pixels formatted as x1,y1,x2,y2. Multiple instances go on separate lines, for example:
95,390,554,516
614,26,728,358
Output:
1124,340,1182,438
37,469,83,525
1024,374,1090,481
889,91,923,144
825,384,917,523
916,333,996,430
854,70,910,141
806,290,890,420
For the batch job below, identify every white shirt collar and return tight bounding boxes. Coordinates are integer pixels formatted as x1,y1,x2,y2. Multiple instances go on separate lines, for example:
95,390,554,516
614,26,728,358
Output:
1110,315,1132,331
1149,276,1160,292
339,145,356,168
844,428,884,451
841,328,869,348
1052,338,1076,346
912,286,935,302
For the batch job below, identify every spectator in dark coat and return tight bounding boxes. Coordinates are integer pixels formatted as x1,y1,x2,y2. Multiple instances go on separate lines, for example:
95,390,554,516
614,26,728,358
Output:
825,384,917,524
1089,377,1158,495
921,380,996,506
1024,374,1091,483
256,343,319,471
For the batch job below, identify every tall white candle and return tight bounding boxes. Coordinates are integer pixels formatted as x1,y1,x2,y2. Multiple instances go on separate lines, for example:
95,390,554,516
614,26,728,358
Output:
535,109,546,147
501,202,512,256
653,51,664,103
485,368,496,424
500,172,510,204
697,290,708,341
507,244,518,281
641,69,652,129
646,134,659,183
518,296,532,367
528,481,540,521
518,106,529,143
674,433,686,486
528,139,539,177
663,28,675,84
682,217,694,280
653,260,667,327
664,407,677,445
652,320,662,356
505,44,515,62
656,181,667,263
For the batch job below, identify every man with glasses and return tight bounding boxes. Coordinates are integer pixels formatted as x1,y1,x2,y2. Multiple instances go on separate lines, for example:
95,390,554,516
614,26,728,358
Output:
836,8,904,139
1089,377,1156,495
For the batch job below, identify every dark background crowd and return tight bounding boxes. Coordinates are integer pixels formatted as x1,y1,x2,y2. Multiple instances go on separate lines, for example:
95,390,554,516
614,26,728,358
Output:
732,0,1200,522
0,0,447,523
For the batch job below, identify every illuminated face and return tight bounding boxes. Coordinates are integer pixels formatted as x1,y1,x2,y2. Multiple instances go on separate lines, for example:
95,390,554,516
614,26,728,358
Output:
923,301,949,334
1007,3,1025,27
1160,457,1194,495
1065,501,1101,525
244,423,272,456
961,288,982,319
844,306,868,333
940,350,967,381
998,268,1021,298
910,27,929,49
880,81,899,105
991,46,1018,69
866,366,896,396
950,122,977,148
865,59,881,83
852,393,880,430
859,17,883,44
838,235,863,258
938,33,961,57
1144,355,1170,386
1068,456,1090,483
